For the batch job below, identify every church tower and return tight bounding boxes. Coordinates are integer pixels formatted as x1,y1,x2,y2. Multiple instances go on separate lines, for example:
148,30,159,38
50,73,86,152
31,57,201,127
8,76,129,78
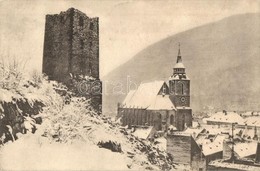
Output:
169,43,192,130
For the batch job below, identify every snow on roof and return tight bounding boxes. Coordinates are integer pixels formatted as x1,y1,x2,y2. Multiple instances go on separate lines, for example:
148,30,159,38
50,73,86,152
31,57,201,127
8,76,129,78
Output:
233,142,258,158
147,95,176,110
244,116,260,127
241,128,256,139
202,134,226,156
242,111,259,116
122,90,136,105
183,128,204,138
205,112,244,125
174,62,185,69
209,160,260,170
169,74,189,80
203,140,223,156
132,126,153,139
122,81,175,110
176,106,192,110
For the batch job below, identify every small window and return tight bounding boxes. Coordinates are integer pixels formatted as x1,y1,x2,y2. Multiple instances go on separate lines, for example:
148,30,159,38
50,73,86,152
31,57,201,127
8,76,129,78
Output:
89,23,94,30
162,85,166,94
79,16,84,26
89,62,92,74
80,40,84,50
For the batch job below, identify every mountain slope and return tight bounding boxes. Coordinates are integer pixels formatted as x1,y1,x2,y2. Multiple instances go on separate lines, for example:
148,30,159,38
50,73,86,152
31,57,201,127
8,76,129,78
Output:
103,13,260,115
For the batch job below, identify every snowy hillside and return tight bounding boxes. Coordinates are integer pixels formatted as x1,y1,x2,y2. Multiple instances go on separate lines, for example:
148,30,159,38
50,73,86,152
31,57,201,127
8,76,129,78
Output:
0,62,176,170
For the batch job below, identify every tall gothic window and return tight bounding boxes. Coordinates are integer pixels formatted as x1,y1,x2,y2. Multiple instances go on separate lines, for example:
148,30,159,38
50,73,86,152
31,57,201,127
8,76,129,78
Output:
177,81,184,95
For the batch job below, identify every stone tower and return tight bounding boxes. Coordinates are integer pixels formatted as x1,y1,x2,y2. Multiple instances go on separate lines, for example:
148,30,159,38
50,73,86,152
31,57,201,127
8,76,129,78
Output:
42,8,101,112
169,44,192,130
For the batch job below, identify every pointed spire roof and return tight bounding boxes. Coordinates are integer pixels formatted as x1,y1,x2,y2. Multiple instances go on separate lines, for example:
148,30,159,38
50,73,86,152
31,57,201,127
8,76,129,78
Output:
174,42,185,69
178,42,181,57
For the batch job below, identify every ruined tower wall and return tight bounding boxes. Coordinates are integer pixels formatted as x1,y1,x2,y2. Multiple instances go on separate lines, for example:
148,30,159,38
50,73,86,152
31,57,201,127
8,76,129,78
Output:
43,11,73,82
70,10,99,79
43,8,99,82
43,8,102,113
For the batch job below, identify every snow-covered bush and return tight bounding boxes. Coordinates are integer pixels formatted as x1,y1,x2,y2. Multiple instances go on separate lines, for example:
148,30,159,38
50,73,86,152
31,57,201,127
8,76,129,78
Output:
41,95,98,143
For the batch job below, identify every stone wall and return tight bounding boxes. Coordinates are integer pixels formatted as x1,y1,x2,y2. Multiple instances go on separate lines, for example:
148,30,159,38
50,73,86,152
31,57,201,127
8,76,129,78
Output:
167,134,206,170
118,108,176,131
167,134,192,164
42,8,101,112
169,80,190,107
176,109,192,131
43,8,99,82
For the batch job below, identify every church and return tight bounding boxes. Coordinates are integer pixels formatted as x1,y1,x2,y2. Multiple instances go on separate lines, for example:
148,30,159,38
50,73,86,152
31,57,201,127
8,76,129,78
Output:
117,45,192,131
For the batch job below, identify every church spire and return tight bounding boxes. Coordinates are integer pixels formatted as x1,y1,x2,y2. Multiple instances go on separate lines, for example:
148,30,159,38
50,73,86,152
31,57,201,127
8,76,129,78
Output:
176,42,182,63
178,42,181,56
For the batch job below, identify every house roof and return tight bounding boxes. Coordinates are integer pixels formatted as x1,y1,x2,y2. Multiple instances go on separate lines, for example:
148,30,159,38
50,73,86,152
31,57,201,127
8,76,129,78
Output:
233,142,258,158
244,116,260,127
122,81,175,110
132,126,153,140
202,134,226,156
205,112,244,125
203,140,223,156
242,128,256,139
123,90,136,105
147,95,176,110
183,128,205,138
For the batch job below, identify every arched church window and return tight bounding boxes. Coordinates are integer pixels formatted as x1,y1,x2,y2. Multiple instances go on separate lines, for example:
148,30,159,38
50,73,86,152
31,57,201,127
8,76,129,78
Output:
177,81,184,95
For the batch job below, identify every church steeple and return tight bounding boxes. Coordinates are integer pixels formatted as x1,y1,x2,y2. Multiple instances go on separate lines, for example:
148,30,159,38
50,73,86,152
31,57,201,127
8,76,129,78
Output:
177,42,182,63
173,43,185,76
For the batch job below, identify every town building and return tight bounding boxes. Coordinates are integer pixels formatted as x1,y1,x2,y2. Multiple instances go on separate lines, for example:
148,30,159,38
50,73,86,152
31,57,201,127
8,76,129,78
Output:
42,8,102,112
166,132,206,170
117,45,192,131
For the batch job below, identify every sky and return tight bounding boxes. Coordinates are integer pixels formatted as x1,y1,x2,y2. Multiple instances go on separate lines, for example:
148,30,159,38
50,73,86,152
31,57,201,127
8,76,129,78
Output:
0,0,259,77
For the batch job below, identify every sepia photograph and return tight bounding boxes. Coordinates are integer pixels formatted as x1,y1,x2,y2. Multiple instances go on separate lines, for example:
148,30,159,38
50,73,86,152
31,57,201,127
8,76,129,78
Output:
0,0,259,170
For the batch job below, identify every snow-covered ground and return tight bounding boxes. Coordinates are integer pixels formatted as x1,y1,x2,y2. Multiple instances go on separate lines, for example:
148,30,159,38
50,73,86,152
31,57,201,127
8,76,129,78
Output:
0,128,130,170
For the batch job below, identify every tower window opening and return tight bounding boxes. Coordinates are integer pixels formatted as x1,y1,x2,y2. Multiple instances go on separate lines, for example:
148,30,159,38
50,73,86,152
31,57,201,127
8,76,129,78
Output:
178,81,184,95
79,16,84,26
90,23,94,30
89,62,92,74
80,39,84,50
